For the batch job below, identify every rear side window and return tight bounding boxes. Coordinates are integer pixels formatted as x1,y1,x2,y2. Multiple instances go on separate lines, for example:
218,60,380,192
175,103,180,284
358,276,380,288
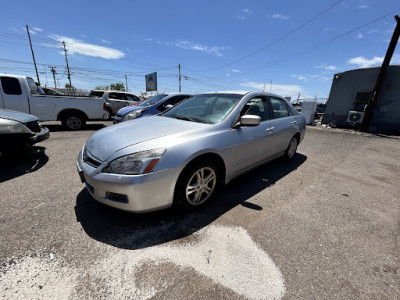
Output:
0,77,22,95
89,91,105,97
270,98,290,119
26,77,39,94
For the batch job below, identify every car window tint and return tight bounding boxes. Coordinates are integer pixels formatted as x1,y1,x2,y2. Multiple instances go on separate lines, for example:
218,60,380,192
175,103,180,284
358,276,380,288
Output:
0,77,22,95
126,94,139,101
270,98,290,119
26,77,40,94
89,91,104,97
242,97,271,121
169,95,189,105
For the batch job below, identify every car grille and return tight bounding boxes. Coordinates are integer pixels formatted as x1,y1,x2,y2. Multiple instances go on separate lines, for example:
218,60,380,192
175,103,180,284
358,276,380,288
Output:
83,147,102,168
25,120,41,133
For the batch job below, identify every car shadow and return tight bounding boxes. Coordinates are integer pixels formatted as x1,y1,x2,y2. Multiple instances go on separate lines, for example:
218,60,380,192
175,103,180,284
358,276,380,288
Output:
75,154,307,250
0,153,49,183
44,124,107,132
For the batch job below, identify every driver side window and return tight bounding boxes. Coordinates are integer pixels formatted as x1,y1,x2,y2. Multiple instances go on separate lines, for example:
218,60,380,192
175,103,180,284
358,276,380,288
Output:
242,97,271,121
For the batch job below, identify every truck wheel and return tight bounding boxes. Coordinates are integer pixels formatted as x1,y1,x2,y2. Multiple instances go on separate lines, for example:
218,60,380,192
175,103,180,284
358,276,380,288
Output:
174,160,220,211
62,115,86,130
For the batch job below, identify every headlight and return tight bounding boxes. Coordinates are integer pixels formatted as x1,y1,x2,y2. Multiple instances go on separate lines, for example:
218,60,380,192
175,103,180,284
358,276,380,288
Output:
102,148,166,175
0,119,32,134
122,109,144,122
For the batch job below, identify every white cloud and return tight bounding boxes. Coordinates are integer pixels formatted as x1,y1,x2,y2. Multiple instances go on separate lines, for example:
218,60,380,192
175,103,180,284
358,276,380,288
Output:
240,81,303,97
32,27,43,32
316,65,338,71
238,8,253,20
358,0,369,9
271,14,290,20
291,74,331,82
145,38,153,42
347,56,382,68
47,34,125,59
170,40,228,57
356,33,363,39
232,69,241,73
347,54,400,68
101,39,111,44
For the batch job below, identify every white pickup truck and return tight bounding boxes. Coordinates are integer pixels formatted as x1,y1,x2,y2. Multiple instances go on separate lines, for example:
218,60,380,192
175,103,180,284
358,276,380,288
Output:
0,74,109,130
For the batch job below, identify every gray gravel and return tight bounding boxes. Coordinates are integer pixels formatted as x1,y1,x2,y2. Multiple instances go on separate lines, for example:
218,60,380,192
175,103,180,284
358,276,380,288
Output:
0,121,399,299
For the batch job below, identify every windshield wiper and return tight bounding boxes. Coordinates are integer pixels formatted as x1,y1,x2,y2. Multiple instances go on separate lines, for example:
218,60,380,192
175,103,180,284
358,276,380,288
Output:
175,115,196,122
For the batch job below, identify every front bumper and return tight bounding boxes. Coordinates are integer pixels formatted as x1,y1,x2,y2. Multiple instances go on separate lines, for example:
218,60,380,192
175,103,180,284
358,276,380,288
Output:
32,126,50,144
76,149,181,213
0,126,50,146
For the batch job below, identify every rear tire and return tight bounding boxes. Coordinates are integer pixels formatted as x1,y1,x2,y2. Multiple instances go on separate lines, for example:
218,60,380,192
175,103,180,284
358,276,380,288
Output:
62,114,86,130
284,136,298,160
174,160,220,211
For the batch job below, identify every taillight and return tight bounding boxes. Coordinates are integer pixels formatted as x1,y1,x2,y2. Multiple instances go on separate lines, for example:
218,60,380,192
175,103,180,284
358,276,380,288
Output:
103,102,107,111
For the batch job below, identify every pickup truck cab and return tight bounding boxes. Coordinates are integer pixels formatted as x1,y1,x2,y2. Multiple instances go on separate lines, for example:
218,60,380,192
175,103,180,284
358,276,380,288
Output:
0,74,109,130
89,90,141,115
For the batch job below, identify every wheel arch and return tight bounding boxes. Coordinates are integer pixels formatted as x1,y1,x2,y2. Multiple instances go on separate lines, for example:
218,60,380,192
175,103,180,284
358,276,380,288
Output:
57,109,88,121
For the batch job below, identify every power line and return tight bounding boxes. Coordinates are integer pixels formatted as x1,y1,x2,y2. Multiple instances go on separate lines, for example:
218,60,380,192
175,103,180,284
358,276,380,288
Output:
194,0,343,72
236,8,400,76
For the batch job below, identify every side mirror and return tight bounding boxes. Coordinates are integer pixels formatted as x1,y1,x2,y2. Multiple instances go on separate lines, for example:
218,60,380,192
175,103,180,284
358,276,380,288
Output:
240,115,261,126
165,104,174,110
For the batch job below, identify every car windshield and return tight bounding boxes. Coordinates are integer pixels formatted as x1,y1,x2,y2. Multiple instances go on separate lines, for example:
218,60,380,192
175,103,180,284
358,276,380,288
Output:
139,94,168,107
162,93,243,124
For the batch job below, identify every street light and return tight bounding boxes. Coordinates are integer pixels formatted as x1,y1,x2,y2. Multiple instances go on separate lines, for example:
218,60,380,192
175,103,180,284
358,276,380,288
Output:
263,79,272,92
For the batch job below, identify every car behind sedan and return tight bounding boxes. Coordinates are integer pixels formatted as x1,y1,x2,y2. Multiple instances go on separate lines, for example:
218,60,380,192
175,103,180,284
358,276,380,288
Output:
113,93,192,123
0,109,50,158
77,92,306,213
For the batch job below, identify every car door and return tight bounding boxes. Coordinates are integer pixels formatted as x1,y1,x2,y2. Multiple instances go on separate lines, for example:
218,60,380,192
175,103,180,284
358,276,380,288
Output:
226,96,281,177
0,76,29,113
269,97,298,153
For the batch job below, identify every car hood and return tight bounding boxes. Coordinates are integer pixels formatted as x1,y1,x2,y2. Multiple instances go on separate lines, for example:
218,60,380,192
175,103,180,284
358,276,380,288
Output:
86,116,208,161
117,105,144,115
0,109,38,123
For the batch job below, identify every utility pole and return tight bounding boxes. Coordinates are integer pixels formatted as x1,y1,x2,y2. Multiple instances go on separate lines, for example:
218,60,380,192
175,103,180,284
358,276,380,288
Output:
62,41,72,87
263,79,272,92
26,25,40,85
178,63,181,92
125,75,128,92
360,15,400,132
49,66,57,88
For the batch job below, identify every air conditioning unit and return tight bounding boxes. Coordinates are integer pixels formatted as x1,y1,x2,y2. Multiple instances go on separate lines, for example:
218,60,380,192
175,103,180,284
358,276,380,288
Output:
347,111,364,124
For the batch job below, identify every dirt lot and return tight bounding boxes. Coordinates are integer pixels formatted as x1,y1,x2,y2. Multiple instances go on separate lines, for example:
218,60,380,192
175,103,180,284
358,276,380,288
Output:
0,121,399,299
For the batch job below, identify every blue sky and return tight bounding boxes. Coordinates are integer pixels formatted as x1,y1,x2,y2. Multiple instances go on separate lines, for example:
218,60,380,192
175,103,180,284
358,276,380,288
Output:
1,0,399,99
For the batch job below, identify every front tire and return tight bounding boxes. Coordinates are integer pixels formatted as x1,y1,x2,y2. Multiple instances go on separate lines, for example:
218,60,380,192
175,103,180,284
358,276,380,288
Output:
174,160,220,211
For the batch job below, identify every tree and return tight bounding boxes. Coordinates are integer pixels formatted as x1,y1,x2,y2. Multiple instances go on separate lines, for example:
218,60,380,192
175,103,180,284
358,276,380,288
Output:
93,82,125,91
110,82,125,91
65,83,75,89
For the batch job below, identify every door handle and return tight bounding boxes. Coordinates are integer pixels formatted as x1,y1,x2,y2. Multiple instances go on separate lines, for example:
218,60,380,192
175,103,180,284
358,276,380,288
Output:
291,120,297,125
266,126,275,132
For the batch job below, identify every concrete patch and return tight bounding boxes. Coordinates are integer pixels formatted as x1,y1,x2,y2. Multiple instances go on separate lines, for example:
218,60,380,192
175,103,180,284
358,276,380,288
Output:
1,225,285,299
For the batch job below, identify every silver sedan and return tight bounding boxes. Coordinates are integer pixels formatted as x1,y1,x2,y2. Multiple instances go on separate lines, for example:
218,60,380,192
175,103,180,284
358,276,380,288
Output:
77,92,306,212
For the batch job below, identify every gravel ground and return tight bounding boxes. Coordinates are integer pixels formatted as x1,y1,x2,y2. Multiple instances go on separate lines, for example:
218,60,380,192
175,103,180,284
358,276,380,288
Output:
0,121,399,299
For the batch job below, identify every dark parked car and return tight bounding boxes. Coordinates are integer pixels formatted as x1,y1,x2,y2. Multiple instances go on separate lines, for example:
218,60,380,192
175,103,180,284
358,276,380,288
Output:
0,109,50,158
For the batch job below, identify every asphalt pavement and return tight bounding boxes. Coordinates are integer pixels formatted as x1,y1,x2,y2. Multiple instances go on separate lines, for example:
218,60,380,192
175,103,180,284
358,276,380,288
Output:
0,121,399,299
